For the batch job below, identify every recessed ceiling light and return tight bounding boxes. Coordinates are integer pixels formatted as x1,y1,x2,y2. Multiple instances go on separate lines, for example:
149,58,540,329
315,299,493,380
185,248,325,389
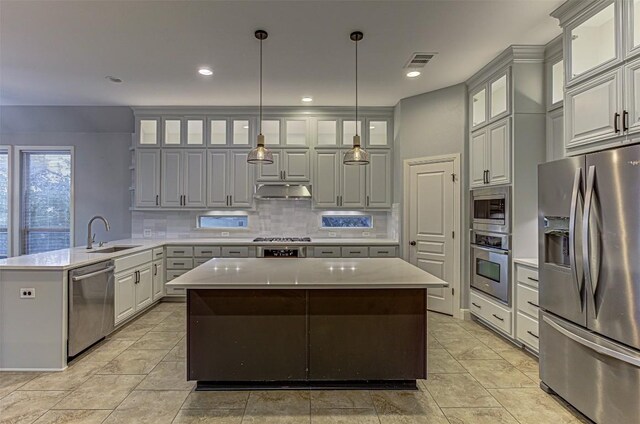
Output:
370,125,375,129
105,76,122,83
198,67,213,76
406,71,421,78
301,96,313,102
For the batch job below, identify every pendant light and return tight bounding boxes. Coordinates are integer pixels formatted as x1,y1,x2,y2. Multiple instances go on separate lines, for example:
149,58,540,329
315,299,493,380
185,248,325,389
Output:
248,29,274,164
343,31,369,166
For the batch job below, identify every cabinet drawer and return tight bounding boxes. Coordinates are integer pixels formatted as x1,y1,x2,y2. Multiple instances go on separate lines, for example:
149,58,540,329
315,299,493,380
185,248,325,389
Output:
194,246,221,258
342,246,368,257
517,283,539,319
114,250,152,273
369,246,397,257
166,258,194,270
313,246,341,258
517,312,539,352
221,246,249,257
194,258,210,267
166,270,187,281
517,265,539,288
470,291,512,335
152,248,164,260
166,286,186,296
166,246,193,257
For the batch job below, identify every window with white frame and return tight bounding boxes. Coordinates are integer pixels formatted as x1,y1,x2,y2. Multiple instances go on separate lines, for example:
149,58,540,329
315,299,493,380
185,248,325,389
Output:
197,214,249,229
20,150,72,254
0,150,8,258
321,214,372,228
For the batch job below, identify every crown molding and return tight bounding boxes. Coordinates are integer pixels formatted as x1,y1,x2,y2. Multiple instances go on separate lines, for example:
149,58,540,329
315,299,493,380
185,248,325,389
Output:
131,106,394,118
551,0,606,26
466,45,545,90
544,34,563,61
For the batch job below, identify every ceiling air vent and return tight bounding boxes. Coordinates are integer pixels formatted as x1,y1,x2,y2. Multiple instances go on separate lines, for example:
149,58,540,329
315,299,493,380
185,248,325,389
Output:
404,52,437,69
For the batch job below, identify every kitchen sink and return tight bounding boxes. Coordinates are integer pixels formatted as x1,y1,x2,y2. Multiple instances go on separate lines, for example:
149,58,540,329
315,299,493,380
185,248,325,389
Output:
88,245,141,253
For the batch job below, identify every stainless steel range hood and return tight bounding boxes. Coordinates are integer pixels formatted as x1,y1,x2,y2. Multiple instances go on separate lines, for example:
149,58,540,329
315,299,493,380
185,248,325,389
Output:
254,184,312,200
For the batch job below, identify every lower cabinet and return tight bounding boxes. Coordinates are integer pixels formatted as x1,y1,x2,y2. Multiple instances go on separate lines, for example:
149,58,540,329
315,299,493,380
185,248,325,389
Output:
115,263,153,325
470,290,513,336
515,263,539,353
152,260,164,301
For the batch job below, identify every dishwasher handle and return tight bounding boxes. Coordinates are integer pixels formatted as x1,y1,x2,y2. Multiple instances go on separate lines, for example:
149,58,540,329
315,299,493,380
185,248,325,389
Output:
72,266,115,281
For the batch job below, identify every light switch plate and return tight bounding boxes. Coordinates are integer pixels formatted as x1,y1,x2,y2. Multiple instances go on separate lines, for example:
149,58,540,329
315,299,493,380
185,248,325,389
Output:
329,232,337,238
20,288,35,299
362,231,370,237
221,232,230,237
143,229,152,237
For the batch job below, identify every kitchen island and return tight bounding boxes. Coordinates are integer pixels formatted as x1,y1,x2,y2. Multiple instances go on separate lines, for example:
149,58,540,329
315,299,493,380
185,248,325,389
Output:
166,257,447,390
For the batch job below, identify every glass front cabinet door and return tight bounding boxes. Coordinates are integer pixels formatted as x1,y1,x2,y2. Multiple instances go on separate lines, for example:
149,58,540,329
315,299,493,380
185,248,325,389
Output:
471,87,487,128
137,118,159,146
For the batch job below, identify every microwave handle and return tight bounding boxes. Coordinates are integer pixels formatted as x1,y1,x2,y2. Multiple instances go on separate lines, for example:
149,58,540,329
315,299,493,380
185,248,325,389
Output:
470,244,509,255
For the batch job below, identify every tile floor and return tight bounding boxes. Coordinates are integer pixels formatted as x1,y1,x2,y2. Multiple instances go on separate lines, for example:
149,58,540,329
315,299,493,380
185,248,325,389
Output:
0,302,588,424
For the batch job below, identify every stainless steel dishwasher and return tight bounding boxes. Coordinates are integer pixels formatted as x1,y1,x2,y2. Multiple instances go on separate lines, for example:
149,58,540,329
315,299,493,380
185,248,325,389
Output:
68,260,115,357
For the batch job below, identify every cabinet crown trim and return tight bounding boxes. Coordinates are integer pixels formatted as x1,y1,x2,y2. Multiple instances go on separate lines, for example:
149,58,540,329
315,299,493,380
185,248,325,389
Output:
550,0,607,26
467,45,545,89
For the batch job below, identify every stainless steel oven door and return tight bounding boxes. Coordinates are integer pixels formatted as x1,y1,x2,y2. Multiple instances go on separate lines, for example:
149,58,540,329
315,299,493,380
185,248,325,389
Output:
471,187,510,233
470,244,510,304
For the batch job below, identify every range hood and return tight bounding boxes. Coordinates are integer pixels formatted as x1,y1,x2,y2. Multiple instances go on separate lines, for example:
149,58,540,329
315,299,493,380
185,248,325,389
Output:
254,184,312,200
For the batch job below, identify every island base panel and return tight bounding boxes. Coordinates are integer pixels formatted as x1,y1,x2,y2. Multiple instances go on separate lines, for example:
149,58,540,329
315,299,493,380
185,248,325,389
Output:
188,288,427,386
195,380,418,391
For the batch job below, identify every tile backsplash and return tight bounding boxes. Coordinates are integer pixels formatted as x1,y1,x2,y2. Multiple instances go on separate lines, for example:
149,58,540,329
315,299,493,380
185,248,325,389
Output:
132,201,399,240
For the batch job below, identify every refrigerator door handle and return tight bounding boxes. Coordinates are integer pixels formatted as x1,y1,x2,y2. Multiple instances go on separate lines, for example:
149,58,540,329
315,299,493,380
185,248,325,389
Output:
569,167,584,304
582,165,600,315
543,315,640,368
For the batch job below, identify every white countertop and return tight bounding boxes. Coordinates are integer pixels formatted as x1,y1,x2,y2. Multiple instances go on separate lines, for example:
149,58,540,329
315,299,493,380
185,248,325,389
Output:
0,237,400,270
514,257,538,268
165,257,447,290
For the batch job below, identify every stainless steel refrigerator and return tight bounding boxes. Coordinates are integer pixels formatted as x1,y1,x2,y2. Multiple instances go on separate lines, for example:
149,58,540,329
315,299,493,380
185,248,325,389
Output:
538,144,640,424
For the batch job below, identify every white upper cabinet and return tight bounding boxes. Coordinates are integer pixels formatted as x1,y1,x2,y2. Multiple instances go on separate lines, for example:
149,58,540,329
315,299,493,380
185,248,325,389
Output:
285,119,309,146
489,71,510,120
257,150,310,182
186,118,204,146
367,120,391,148
317,120,338,147
261,120,281,145
135,150,160,207
340,162,366,208
551,59,565,108
209,119,227,146
626,0,640,58
232,120,251,146
313,150,340,208
183,150,207,207
137,118,159,146
366,150,392,208
623,56,640,137
257,151,282,181
207,151,228,207
161,150,207,207
161,150,183,207
207,150,254,208
487,119,511,185
565,0,621,85
470,129,488,188
228,151,254,207
342,120,363,146
163,118,182,146
471,87,487,128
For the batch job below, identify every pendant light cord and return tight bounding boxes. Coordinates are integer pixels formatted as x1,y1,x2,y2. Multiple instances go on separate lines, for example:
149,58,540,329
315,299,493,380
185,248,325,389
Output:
259,37,263,137
355,38,358,136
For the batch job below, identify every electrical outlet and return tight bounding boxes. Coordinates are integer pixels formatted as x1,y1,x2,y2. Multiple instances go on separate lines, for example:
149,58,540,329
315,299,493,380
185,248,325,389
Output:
329,232,337,238
20,288,35,299
143,229,152,237
221,232,230,237
362,231,370,237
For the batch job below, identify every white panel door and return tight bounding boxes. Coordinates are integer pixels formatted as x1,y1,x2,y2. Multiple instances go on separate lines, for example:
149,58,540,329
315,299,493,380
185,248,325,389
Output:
207,151,228,207
408,160,455,315
115,271,136,324
183,150,206,207
366,150,391,208
341,162,366,208
135,265,153,310
313,150,340,208
487,118,511,186
283,150,310,181
135,149,160,208
229,151,253,207
152,260,164,302
161,150,183,207
257,150,282,181
470,129,488,188
624,56,640,137
565,68,623,149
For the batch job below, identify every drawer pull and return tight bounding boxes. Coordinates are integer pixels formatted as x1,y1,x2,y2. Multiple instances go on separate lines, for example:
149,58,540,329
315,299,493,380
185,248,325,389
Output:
173,250,184,254
377,250,389,254
527,276,539,282
228,251,241,254
155,252,163,256
527,300,540,308
492,314,504,322
527,330,539,339
173,262,185,266
471,302,482,309
201,250,212,253
321,251,334,254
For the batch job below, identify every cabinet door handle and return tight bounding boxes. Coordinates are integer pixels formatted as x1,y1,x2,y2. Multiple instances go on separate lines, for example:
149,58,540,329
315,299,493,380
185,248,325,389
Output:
492,313,504,321
156,194,159,206
366,195,370,207
153,264,157,276
226,195,230,206
527,276,539,282
229,195,232,206
614,112,620,133
527,300,540,308
486,170,490,184
623,110,629,132
336,195,340,206
472,302,481,309
283,170,286,179
527,330,539,339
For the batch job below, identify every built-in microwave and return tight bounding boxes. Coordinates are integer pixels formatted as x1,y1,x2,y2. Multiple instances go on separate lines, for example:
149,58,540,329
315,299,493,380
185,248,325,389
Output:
471,186,510,234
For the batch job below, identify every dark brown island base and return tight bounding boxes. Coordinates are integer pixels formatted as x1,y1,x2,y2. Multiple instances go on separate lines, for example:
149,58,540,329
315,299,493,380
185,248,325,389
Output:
166,258,447,390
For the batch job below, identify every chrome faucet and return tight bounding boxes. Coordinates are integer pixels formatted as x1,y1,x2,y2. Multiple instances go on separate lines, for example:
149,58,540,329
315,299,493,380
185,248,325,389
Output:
87,216,111,249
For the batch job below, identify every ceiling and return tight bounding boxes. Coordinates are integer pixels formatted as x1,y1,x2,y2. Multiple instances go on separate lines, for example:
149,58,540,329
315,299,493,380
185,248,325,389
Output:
0,0,563,107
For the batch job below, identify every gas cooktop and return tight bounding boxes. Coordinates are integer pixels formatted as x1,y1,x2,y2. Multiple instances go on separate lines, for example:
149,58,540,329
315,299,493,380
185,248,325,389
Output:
253,237,311,243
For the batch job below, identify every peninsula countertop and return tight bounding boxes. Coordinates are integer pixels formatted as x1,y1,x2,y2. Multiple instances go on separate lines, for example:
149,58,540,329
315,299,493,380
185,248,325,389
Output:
165,257,447,289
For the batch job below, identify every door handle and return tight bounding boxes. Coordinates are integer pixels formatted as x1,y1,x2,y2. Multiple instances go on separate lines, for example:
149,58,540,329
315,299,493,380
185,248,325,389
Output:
526,330,539,339
229,195,232,206
614,112,620,133
582,165,600,316
569,167,584,302
471,302,482,309
492,313,504,321
72,266,115,281
283,170,286,180
366,195,370,207
527,277,539,282
623,110,629,132
526,300,539,308
156,194,159,206
409,241,417,246
470,243,508,255
154,264,157,276
486,169,490,184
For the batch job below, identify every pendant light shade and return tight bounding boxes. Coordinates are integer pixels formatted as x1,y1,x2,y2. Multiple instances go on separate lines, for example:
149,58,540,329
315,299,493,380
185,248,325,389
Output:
248,29,274,165
344,31,369,166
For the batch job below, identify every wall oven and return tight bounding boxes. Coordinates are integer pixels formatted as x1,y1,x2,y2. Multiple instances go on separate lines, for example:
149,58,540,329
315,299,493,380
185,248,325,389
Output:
471,186,510,233
470,230,511,305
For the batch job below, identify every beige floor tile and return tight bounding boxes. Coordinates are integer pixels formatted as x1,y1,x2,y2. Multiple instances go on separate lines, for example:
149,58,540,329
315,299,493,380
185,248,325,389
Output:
0,390,68,424
427,349,466,374
151,302,185,313
82,340,136,363
427,312,455,323
163,337,186,362
429,323,473,341
173,409,243,424
441,407,518,424
310,391,373,409
242,391,310,423
152,317,186,332
20,361,107,391
310,408,379,424
107,323,155,341
129,331,184,350
98,349,169,375
136,361,195,391
182,391,249,410
422,373,500,408
52,374,144,410
437,337,501,360
102,390,188,424
458,359,537,388
498,349,539,373
524,371,540,382
371,390,448,424
474,333,518,353
427,334,443,349
33,409,112,424
488,388,583,424
0,372,40,399
133,311,174,326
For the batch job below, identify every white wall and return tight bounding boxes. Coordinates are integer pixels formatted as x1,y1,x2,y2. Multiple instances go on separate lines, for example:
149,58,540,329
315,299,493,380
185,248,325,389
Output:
0,106,133,247
393,83,469,307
